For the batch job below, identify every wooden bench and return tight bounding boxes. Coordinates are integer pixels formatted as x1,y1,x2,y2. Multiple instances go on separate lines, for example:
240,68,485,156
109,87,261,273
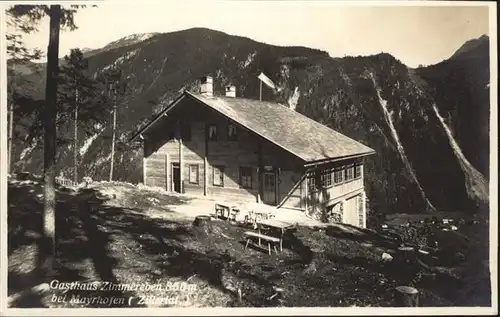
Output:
243,231,280,255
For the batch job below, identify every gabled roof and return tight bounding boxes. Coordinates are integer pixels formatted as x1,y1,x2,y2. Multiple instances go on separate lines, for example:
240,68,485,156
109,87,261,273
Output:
131,91,375,163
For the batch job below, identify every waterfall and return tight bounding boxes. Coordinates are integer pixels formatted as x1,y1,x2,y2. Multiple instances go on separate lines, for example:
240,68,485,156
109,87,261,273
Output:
431,103,489,201
369,73,435,210
79,132,100,157
19,139,38,161
288,87,300,110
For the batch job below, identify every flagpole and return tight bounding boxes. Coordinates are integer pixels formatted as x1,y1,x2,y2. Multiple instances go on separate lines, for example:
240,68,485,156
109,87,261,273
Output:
259,79,262,101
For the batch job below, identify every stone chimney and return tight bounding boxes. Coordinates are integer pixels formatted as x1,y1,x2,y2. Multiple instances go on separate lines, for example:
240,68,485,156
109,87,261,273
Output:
225,85,236,98
200,76,213,98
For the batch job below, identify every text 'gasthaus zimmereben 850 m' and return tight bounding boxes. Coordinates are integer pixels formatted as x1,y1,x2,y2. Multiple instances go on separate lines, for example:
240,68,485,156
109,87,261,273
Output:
49,279,198,306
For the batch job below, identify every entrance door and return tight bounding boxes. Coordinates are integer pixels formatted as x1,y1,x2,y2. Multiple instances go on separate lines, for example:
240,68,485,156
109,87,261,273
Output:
172,163,181,193
262,172,276,205
343,195,359,226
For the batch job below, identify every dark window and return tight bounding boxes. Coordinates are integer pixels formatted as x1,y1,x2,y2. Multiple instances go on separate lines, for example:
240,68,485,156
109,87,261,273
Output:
181,122,191,141
213,165,224,186
189,164,199,184
239,167,252,188
208,124,217,141
321,168,333,187
345,166,354,181
354,164,362,179
227,123,238,141
333,168,344,185
307,171,318,191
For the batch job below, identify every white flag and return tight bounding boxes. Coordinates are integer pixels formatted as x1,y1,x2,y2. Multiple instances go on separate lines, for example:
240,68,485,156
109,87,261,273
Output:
258,72,276,89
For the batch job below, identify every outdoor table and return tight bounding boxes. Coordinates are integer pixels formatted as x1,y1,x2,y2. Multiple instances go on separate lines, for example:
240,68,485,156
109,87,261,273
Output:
257,219,295,251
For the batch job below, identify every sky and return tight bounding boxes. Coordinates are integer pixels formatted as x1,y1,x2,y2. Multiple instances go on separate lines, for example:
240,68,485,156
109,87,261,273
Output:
6,0,492,68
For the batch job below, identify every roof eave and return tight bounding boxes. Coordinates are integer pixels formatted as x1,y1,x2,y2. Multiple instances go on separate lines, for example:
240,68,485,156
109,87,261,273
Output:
129,91,188,142
303,150,376,167
129,91,377,169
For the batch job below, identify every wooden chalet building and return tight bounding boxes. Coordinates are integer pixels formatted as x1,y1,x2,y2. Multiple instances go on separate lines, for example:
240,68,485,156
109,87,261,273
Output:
131,76,375,228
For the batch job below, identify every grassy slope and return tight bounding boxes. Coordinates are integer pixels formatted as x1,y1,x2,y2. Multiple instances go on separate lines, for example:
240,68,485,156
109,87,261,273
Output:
8,178,490,308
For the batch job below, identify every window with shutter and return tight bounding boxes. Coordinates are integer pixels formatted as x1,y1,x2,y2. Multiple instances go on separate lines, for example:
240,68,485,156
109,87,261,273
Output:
208,124,217,141
321,168,333,187
345,166,354,181
213,165,224,186
189,165,199,184
334,168,344,185
227,124,237,141
239,166,252,188
354,164,362,179
307,171,318,192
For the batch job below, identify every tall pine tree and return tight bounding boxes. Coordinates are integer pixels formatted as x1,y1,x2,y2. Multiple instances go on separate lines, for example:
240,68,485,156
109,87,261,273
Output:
6,4,90,273
58,48,109,183
100,68,128,181
6,16,43,174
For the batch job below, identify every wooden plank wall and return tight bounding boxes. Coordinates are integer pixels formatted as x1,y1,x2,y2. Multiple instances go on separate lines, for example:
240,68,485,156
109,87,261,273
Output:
279,170,304,209
142,98,313,208
203,114,261,202
145,152,168,189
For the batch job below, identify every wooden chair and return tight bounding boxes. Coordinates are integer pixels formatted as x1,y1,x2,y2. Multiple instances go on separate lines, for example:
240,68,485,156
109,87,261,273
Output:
214,203,230,220
229,206,241,221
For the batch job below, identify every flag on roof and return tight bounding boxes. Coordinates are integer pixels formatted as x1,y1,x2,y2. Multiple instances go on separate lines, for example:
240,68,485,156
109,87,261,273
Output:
258,72,276,89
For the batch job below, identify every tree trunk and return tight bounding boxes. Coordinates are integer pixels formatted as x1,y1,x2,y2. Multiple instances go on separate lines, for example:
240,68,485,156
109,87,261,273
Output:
8,87,14,174
304,248,321,275
109,93,116,181
394,286,419,307
193,215,213,234
7,39,15,175
193,215,212,226
74,88,79,184
397,246,416,263
41,4,61,272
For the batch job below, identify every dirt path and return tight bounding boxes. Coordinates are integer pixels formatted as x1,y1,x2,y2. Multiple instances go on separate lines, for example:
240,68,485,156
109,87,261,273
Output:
91,182,325,227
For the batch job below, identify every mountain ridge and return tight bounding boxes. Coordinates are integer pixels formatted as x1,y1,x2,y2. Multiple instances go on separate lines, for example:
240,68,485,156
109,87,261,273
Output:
449,34,489,60
13,29,486,76
9,28,490,223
